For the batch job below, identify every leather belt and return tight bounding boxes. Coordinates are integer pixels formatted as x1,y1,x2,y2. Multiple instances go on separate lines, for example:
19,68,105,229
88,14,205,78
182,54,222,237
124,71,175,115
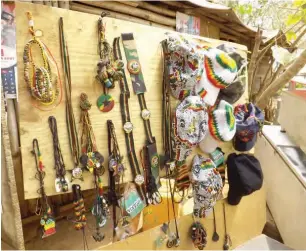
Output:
113,37,146,203
121,33,160,189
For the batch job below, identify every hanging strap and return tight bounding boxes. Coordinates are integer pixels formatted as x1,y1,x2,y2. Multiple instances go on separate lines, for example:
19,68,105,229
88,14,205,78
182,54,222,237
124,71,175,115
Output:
121,33,160,189
59,17,80,167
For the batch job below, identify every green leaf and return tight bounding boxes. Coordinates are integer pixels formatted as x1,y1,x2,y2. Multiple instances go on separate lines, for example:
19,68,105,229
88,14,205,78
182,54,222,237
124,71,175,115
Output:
286,13,302,26
293,0,306,7
285,31,297,43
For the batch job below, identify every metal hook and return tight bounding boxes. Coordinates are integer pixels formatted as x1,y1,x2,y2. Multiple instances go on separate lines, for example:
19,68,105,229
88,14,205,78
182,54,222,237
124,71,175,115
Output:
101,11,110,18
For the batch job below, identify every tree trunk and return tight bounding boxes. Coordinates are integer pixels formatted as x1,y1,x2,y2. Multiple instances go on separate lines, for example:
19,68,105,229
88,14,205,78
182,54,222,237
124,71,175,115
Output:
255,48,306,109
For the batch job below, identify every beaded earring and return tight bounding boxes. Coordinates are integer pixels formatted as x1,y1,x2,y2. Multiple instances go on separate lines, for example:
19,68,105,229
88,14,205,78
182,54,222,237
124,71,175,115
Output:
23,12,62,110
95,14,123,112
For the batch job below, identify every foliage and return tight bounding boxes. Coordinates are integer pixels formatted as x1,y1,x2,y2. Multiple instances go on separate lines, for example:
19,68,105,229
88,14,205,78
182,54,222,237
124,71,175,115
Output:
212,0,306,33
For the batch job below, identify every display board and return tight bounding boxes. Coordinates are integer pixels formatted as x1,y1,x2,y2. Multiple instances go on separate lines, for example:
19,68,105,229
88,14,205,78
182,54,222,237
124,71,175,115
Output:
16,2,248,199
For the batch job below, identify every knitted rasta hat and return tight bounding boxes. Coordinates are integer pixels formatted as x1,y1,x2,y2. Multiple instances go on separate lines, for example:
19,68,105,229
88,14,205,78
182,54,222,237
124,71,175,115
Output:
217,44,247,104
166,33,205,100
199,100,236,153
196,47,238,106
190,155,223,218
174,96,208,161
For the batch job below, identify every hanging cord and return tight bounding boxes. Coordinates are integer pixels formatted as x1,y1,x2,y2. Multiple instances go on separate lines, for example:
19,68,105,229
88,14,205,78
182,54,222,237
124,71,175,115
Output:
165,165,180,248
78,93,105,175
80,93,96,154
48,116,68,192
32,138,56,238
107,120,124,236
59,17,80,168
32,139,48,210
24,12,62,110
140,149,162,205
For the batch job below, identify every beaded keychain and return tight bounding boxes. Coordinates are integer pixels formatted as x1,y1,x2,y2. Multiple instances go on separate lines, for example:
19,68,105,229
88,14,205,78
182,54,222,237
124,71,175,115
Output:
23,12,62,110
95,14,123,112
190,221,208,250
32,139,56,238
79,93,105,175
71,184,89,250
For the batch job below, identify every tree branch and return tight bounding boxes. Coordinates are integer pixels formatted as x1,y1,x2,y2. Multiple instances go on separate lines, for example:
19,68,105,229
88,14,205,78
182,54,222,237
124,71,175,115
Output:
255,48,306,109
248,28,262,97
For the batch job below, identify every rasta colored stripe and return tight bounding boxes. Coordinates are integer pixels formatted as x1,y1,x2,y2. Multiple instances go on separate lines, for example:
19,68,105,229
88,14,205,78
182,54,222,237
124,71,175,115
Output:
178,89,191,100
225,104,235,132
198,88,207,99
216,53,237,73
209,110,224,141
204,57,229,89
200,159,215,170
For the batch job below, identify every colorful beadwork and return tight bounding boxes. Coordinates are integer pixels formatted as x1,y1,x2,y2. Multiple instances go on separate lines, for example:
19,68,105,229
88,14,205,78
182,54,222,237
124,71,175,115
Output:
23,12,61,109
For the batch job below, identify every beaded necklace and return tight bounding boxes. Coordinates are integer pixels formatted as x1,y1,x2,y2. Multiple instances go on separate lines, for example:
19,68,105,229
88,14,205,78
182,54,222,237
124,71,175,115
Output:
31,139,56,238
23,12,62,109
48,116,68,192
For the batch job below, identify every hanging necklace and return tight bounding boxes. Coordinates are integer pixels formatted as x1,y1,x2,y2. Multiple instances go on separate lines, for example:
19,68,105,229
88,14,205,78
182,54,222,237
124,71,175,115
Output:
96,14,123,112
23,12,62,110
107,120,125,237
59,17,82,182
48,116,68,192
91,172,110,242
31,139,56,238
79,93,105,175
165,165,180,248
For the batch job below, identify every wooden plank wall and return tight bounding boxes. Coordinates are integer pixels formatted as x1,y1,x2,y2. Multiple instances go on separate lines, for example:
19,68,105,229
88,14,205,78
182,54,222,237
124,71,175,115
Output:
10,2,249,245
16,1,247,200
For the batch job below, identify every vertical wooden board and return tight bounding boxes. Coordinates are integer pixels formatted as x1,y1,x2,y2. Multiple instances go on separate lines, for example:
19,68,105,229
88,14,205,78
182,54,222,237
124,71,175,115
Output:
16,2,248,199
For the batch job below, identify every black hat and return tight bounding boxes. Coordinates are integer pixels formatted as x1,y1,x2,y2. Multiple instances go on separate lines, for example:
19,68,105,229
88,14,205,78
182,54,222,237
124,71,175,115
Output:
227,153,263,205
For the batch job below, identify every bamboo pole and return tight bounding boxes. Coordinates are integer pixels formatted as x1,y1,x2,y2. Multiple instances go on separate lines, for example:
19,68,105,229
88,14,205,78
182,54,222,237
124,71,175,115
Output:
115,1,140,8
43,0,52,6
58,0,69,9
70,2,175,31
163,1,194,9
135,1,176,17
51,0,58,7
32,1,44,4
78,1,176,27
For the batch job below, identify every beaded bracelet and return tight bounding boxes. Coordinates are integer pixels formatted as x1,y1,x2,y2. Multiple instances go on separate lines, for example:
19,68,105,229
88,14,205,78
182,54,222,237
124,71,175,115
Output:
23,12,62,109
